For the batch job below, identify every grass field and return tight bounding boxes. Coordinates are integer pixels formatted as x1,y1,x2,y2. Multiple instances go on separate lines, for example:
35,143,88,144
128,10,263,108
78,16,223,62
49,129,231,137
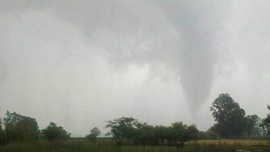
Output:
188,139,270,146
0,139,269,152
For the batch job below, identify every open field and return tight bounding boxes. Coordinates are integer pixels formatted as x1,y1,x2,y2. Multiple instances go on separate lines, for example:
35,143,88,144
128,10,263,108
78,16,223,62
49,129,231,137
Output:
0,139,270,152
188,139,270,146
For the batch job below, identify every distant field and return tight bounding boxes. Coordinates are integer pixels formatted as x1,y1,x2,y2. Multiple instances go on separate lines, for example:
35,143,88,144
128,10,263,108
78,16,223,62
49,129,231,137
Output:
0,139,270,152
188,139,270,146
72,137,270,146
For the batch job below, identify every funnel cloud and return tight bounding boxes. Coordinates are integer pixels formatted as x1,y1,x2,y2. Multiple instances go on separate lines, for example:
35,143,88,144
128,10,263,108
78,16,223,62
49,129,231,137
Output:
156,1,230,110
1,0,270,136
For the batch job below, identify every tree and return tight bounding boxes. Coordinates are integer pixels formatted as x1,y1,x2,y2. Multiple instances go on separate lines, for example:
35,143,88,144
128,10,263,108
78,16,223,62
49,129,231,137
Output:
86,127,100,142
186,124,199,141
171,122,187,146
210,93,246,137
245,115,259,137
132,122,155,148
0,119,2,131
154,125,170,145
42,122,70,140
0,118,6,144
260,105,270,135
249,116,266,137
4,111,39,142
105,117,138,144
171,122,199,147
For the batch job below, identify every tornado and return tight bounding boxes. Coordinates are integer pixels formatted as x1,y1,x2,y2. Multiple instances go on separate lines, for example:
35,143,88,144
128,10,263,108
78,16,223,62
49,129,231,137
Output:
156,0,230,110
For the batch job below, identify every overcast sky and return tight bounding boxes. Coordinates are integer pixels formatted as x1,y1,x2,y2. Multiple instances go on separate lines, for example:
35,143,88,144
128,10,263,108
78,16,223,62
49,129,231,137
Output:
1,0,270,137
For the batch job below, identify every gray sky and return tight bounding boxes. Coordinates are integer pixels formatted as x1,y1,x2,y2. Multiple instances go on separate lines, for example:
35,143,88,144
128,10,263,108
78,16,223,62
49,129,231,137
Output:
0,0,270,137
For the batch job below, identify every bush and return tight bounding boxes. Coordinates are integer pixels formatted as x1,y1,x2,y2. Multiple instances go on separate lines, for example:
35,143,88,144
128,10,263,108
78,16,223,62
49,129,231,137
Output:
42,122,70,140
86,127,101,142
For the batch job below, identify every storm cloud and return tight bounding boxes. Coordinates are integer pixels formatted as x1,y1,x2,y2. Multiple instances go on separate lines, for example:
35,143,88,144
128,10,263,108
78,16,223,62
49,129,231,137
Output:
0,0,270,136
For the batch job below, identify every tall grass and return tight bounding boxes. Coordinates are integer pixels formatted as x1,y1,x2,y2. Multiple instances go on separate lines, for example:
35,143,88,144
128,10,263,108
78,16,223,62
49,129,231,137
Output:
0,140,269,152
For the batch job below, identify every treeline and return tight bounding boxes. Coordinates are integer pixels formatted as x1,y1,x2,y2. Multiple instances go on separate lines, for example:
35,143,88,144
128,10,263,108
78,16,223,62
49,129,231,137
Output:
0,111,70,144
105,117,201,147
0,93,270,146
0,111,203,146
105,93,270,142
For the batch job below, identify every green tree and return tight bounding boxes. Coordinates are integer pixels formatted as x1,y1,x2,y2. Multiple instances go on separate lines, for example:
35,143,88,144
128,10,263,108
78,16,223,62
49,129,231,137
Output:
260,105,270,135
245,115,259,137
0,118,2,131
153,122,199,146
186,124,199,141
105,117,138,144
171,122,187,145
249,116,266,136
86,127,100,142
4,111,39,142
171,122,199,147
42,122,70,140
0,118,6,144
210,93,246,137
133,122,154,145
154,125,169,145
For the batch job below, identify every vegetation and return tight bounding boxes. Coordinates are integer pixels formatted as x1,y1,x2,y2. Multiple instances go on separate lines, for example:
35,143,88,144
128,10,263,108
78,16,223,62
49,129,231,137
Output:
209,93,263,138
0,93,269,152
105,117,139,144
105,117,199,147
0,139,269,152
260,105,270,135
4,111,39,142
210,93,246,137
86,127,100,141
42,122,71,140
245,114,261,137
0,118,6,144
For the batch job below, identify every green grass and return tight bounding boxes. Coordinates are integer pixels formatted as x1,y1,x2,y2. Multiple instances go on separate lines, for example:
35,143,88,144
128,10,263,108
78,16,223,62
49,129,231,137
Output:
0,140,270,152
